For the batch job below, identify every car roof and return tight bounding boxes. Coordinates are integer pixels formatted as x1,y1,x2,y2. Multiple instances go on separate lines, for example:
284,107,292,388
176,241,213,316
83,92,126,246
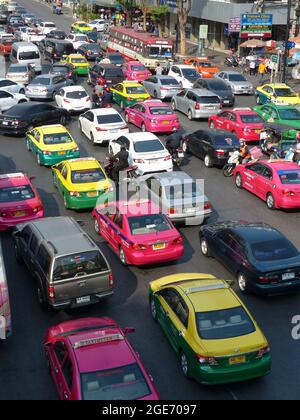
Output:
115,200,161,216
92,108,121,116
142,100,166,106
122,132,160,142
68,54,86,58
148,171,192,182
264,83,289,88
0,172,30,188
62,85,87,92
37,124,68,134
66,157,101,170
195,128,238,137
190,88,219,96
263,160,300,169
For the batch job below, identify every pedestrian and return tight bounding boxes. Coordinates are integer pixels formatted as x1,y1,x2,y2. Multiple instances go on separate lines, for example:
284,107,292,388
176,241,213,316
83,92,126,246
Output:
239,56,247,74
258,61,267,82
155,63,163,76
249,59,256,76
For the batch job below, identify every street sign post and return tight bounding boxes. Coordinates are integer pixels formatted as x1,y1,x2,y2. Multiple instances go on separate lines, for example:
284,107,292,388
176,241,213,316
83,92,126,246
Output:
198,25,208,57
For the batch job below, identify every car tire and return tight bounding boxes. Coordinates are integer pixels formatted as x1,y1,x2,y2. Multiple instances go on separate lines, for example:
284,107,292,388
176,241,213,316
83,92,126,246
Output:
37,153,42,166
78,120,82,132
179,351,191,379
204,154,213,168
60,115,67,126
14,243,23,264
171,100,176,111
19,88,25,94
109,146,113,155
188,109,193,121
119,247,128,266
235,173,243,189
94,217,99,233
37,282,48,309
237,272,250,294
141,123,146,132
125,113,130,123
182,140,189,154
256,96,261,105
26,139,31,151
63,194,70,209
266,193,276,210
209,121,215,129
90,132,96,144
150,296,158,322
200,238,211,257
18,99,27,104
120,101,125,110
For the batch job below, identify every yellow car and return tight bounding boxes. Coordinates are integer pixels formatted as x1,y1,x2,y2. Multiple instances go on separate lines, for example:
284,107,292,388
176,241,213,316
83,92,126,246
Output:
110,81,151,110
255,83,300,106
61,54,89,76
26,125,80,166
149,273,271,385
52,157,113,209
71,21,92,34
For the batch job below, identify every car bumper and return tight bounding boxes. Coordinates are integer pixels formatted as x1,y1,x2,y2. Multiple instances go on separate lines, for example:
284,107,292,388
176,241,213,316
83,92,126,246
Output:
26,91,53,99
67,191,114,209
50,290,114,310
0,211,44,231
0,125,28,136
41,151,80,166
136,163,173,176
7,76,30,85
194,110,221,119
65,105,92,113
93,129,130,143
126,245,183,266
193,355,271,385
170,210,212,225
251,278,300,296
147,122,181,134
276,197,300,209
233,89,254,95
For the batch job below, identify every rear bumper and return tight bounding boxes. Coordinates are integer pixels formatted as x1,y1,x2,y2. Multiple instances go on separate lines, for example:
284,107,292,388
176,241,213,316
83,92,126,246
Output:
194,110,221,119
26,91,53,99
251,278,300,296
147,122,181,134
276,197,300,209
0,211,44,231
0,125,28,136
50,290,114,310
93,129,130,143
126,245,183,266
136,163,173,176
75,68,89,75
41,151,80,166
170,210,212,225
67,191,114,209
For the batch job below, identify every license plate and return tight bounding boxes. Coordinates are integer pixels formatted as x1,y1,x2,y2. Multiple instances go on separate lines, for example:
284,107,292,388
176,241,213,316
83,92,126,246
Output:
87,191,98,197
110,129,118,133
76,296,91,305
178,152,184,158
14,211,26,217
163,121,169,125
153,243,166,250
58,151,65,155
106,80,112,83
282,272,295,281
255,129,261,134
223,100,230,104
229,356,246,365
184,208,196,214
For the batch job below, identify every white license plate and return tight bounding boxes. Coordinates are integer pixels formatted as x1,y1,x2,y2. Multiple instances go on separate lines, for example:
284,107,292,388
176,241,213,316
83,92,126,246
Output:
110,129,118,133
184,208,196,214
282,273,295,281
76,296,91,304
2,121,8,125
106,80,112,83
178,152,184,158
223,100,230,104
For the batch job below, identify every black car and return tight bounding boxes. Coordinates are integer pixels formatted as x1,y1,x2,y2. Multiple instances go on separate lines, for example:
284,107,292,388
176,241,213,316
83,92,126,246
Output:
44,39,74,62
194,78,235,107
0,11,9,24
98,52,125,67
46,30,67,40
78,42,101,61
49,62,77,82
199,221,300,296
88,63,124,86
0,102,70,136
182,129,240,168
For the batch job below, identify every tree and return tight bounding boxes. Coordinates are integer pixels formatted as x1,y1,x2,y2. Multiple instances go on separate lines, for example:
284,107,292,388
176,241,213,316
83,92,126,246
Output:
139,0,151,31
178,0,192,56
150,1,169,37
116,0,137,26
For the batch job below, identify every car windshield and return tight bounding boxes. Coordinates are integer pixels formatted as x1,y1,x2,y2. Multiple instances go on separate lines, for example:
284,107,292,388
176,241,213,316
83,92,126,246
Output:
278,169,300,184
240,114,264,123
251,238,298,261
131,65,146,72
43,133,73,145
196,307,255,340
198,96,220,104
181,68,200,79
278,108,300,120
160,78,180,86
81,363,151,401
19,51,40,60
108,55,124,64
199,62,213,68
149,106,173,115
66,90,88,99
128,214,171,235
275,88,297,97
228,74,247,82
71,58,87,63
71,168,105,183
86,44,99,51
97,114,123,124
105,68,123,77
133,140,164,153
165,182,199,199
125,86,146,95
78,23,88,27
31,77,50,85
8,66,27,73
53,251,108,281
0,185,35,202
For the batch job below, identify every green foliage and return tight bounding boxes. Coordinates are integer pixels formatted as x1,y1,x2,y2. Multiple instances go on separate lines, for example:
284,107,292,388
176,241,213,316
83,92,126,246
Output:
116,0,137,12
150,4,169,23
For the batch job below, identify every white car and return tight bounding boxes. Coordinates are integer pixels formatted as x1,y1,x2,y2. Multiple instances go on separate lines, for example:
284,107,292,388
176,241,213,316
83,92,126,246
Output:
55,85,92,113
0,90,29,112
108,133,173,176
168,65,201,89
66,33,89,50
79,108,129,144
23,28,45,43
39,22,57,35
0,79,26,94
0,33,15,42
89,19,109,32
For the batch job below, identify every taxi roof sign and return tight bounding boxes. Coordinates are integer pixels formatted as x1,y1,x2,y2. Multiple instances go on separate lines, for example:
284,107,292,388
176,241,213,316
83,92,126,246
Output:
185,283,229,295
73,333,124,349
0,172,25,180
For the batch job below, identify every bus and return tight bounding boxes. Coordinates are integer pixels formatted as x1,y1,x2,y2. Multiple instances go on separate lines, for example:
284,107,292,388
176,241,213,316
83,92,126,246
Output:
0,241,11,340
108,27,174,70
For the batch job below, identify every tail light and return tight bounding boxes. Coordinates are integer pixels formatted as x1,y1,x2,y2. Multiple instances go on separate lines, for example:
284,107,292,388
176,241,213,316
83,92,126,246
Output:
42,151,52,155
105,186,114,193
69,191,81,197
132,243,147,251
282,190,295,197
173,237,183,245
216,149,225,156
97,77,106,86
256,346,270,359
48,286,55,301
169,208,177,215
109,273,113,289
63,98,71,103
33,207,42,213
174,119,180,124
196,355,218,366
177,147,183,153
258,275,279,284
164,155,172,161
71,147,79,153
11,120,20,126
195,103,201,110
133,158,145,164
204,202,212,210
96,127,107,132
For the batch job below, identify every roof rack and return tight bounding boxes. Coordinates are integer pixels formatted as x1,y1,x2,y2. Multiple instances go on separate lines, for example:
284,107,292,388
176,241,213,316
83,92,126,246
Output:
73,333,124,349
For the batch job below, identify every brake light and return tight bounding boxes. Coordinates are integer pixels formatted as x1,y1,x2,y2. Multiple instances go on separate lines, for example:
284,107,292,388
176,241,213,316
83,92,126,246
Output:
133,158,145,164
173,237,183,245
11,120,20,126
196,355,218,366
71,147,79,153
216,149,225,156
33,207,42,213
243,128,251,134
109,273,113,289
282,190,295,197
195,103,201,110
69,191,81,197
256,346,270,359
48,286,55,301
164,155,172,161
169,208,177,215
97,77,106,86
204,202,212,210
258,275,279,284
132,243,147,251
96,127,107,132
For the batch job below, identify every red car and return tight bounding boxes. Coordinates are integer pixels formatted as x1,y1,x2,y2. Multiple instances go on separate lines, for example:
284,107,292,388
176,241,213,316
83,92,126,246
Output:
234,160,300,210
0,172,44,231
44,317,160,401
208,108,265,142
92,200,184,266
122,60,152,82
0,40,13,57
124,99,181,134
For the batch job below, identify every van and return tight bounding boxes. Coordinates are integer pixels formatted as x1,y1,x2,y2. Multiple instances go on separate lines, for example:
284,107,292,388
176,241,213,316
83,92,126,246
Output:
44,39,74,63
13,217,113,310
10,42,42,73
0,241,11,340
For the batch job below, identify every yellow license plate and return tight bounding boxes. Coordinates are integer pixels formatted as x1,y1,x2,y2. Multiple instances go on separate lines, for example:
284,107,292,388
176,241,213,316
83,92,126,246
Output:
153,243,166,250
87,192,98,197
255,130,261,134
229,356,246,365
14,211,26,217
163,121,169,125
58,151,66,155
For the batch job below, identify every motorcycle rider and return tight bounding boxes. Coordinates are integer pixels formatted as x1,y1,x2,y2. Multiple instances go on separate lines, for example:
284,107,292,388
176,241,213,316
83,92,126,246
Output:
165,128,186,157
239,139,251,164
111,146,129,183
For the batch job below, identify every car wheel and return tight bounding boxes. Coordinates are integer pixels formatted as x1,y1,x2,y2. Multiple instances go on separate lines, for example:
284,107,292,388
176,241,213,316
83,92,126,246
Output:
125,113,130,123
171,100,176,111
119,247,128,266
204,154,213,168
37,153,42,166
120,101,125,110
150,296,157,321
18,99,27,104
179,351,191,379
37,283,47,308
109,146,113,155
266,193,276,210
182,140,189,154
78,120,82,132
188,109,193,121
60,115,67,126
237,272,250,294
209,121,215,129
200,238,211,257
63,194,70,209
26,139,31,151
256,96,261,105
141,123,147,132
94,217,99,233
235,173,243,189
90,132,95,144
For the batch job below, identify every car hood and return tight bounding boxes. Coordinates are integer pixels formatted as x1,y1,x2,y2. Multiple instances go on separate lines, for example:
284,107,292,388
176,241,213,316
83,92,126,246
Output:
230,81,253,88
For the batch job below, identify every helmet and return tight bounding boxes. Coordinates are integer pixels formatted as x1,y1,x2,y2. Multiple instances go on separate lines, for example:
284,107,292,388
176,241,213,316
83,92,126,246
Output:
239,138,246,146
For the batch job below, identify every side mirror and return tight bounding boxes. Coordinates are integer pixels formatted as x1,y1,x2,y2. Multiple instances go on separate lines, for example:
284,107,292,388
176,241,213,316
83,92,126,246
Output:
29,176,36,181
122,327,135,335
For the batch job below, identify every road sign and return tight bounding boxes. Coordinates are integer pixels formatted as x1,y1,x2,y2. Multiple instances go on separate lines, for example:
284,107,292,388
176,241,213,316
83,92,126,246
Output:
229,16,241,34
199,25,208,40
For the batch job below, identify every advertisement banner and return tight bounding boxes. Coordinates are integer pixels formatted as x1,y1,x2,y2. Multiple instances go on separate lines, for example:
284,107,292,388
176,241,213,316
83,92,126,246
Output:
240,13,273,39
229,17,241,34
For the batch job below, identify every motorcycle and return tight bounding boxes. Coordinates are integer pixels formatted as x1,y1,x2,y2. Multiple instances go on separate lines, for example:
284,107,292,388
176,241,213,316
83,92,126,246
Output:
104,156,138,183
224,54,239,68
171,147,184,167
222,150,241,177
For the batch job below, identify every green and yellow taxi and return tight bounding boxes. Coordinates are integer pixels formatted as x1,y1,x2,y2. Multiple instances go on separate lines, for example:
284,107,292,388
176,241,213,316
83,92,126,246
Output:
149,273,271,386
71,21,92,34
52,157,114,210
26,125,80,166
61,54,89,76
255,83,300,106
253,103,300,130
110,81,151,110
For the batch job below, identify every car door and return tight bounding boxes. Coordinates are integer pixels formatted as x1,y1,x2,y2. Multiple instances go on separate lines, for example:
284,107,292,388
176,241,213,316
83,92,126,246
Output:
54,162,68,196
173,90,186,111
200,134,213,159
0,90,15,111
80,111,93,136
55,88,64,107
17,225,33,268
27,128,41,154
214,111,229,129
211,230,236,270
49,341,73,400
107,211,123,252
126,103,139,125
243,162,266,198
185,90,195,116
135,104,146,127
260,164,275,200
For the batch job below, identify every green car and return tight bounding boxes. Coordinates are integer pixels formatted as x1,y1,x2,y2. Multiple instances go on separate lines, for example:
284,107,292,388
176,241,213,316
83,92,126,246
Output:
253,104,300,130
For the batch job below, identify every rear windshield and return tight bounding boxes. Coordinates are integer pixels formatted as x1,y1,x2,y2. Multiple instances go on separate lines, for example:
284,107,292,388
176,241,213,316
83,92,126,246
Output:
278,170,300,184
66,91,88,99
45,23,56,28
97,114,123,124
160,78,180,86
56,44,74,54
43,133,73,145
278,108,300,120
133,140,164,153
228,74,247,82
81,363,151,401
181,68,200,79
198,96,220,104
166,182,198,199
131,65,146,72
251,238,298,261
71,168,105,183
0,185,35,202
8,66,28,73
85,44,99,51
53,251,108,281
240,114,263,123
213,135,239,147
71,57,87,63
125,86,146,95
196,307,255,340
274,88,297,97
32,77,50,85
149,107,173,115
19,51,40,60
128,214,171,235
76,35,88,42
108,54,124,64
105,68,123,77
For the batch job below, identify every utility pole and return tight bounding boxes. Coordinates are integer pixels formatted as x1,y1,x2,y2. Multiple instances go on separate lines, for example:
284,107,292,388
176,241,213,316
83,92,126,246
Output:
282,0,292,83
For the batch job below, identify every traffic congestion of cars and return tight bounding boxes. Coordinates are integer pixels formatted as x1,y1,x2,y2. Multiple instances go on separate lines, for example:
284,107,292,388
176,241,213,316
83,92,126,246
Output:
1,0,300,401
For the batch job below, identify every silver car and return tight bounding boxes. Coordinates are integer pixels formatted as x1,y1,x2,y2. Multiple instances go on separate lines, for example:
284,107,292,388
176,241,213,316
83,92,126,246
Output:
142,75,183,100
25,74,73,99
6,63,35,85
172,88,221,120
132,171,212,226
215,71,254,95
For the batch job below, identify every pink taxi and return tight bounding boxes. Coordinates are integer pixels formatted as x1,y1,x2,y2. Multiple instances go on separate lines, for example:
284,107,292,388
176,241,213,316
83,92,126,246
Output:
122,60,152,82
44,317,160,400
124,99,181,134
92,200,184,266
0,172,44,231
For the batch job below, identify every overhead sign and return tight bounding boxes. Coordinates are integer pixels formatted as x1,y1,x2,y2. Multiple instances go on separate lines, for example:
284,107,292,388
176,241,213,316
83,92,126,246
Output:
229,17,241,34
199,25,208,40
240,14,273,39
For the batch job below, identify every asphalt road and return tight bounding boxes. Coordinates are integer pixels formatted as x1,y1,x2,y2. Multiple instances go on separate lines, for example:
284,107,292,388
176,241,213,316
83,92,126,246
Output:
0,0,299,400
